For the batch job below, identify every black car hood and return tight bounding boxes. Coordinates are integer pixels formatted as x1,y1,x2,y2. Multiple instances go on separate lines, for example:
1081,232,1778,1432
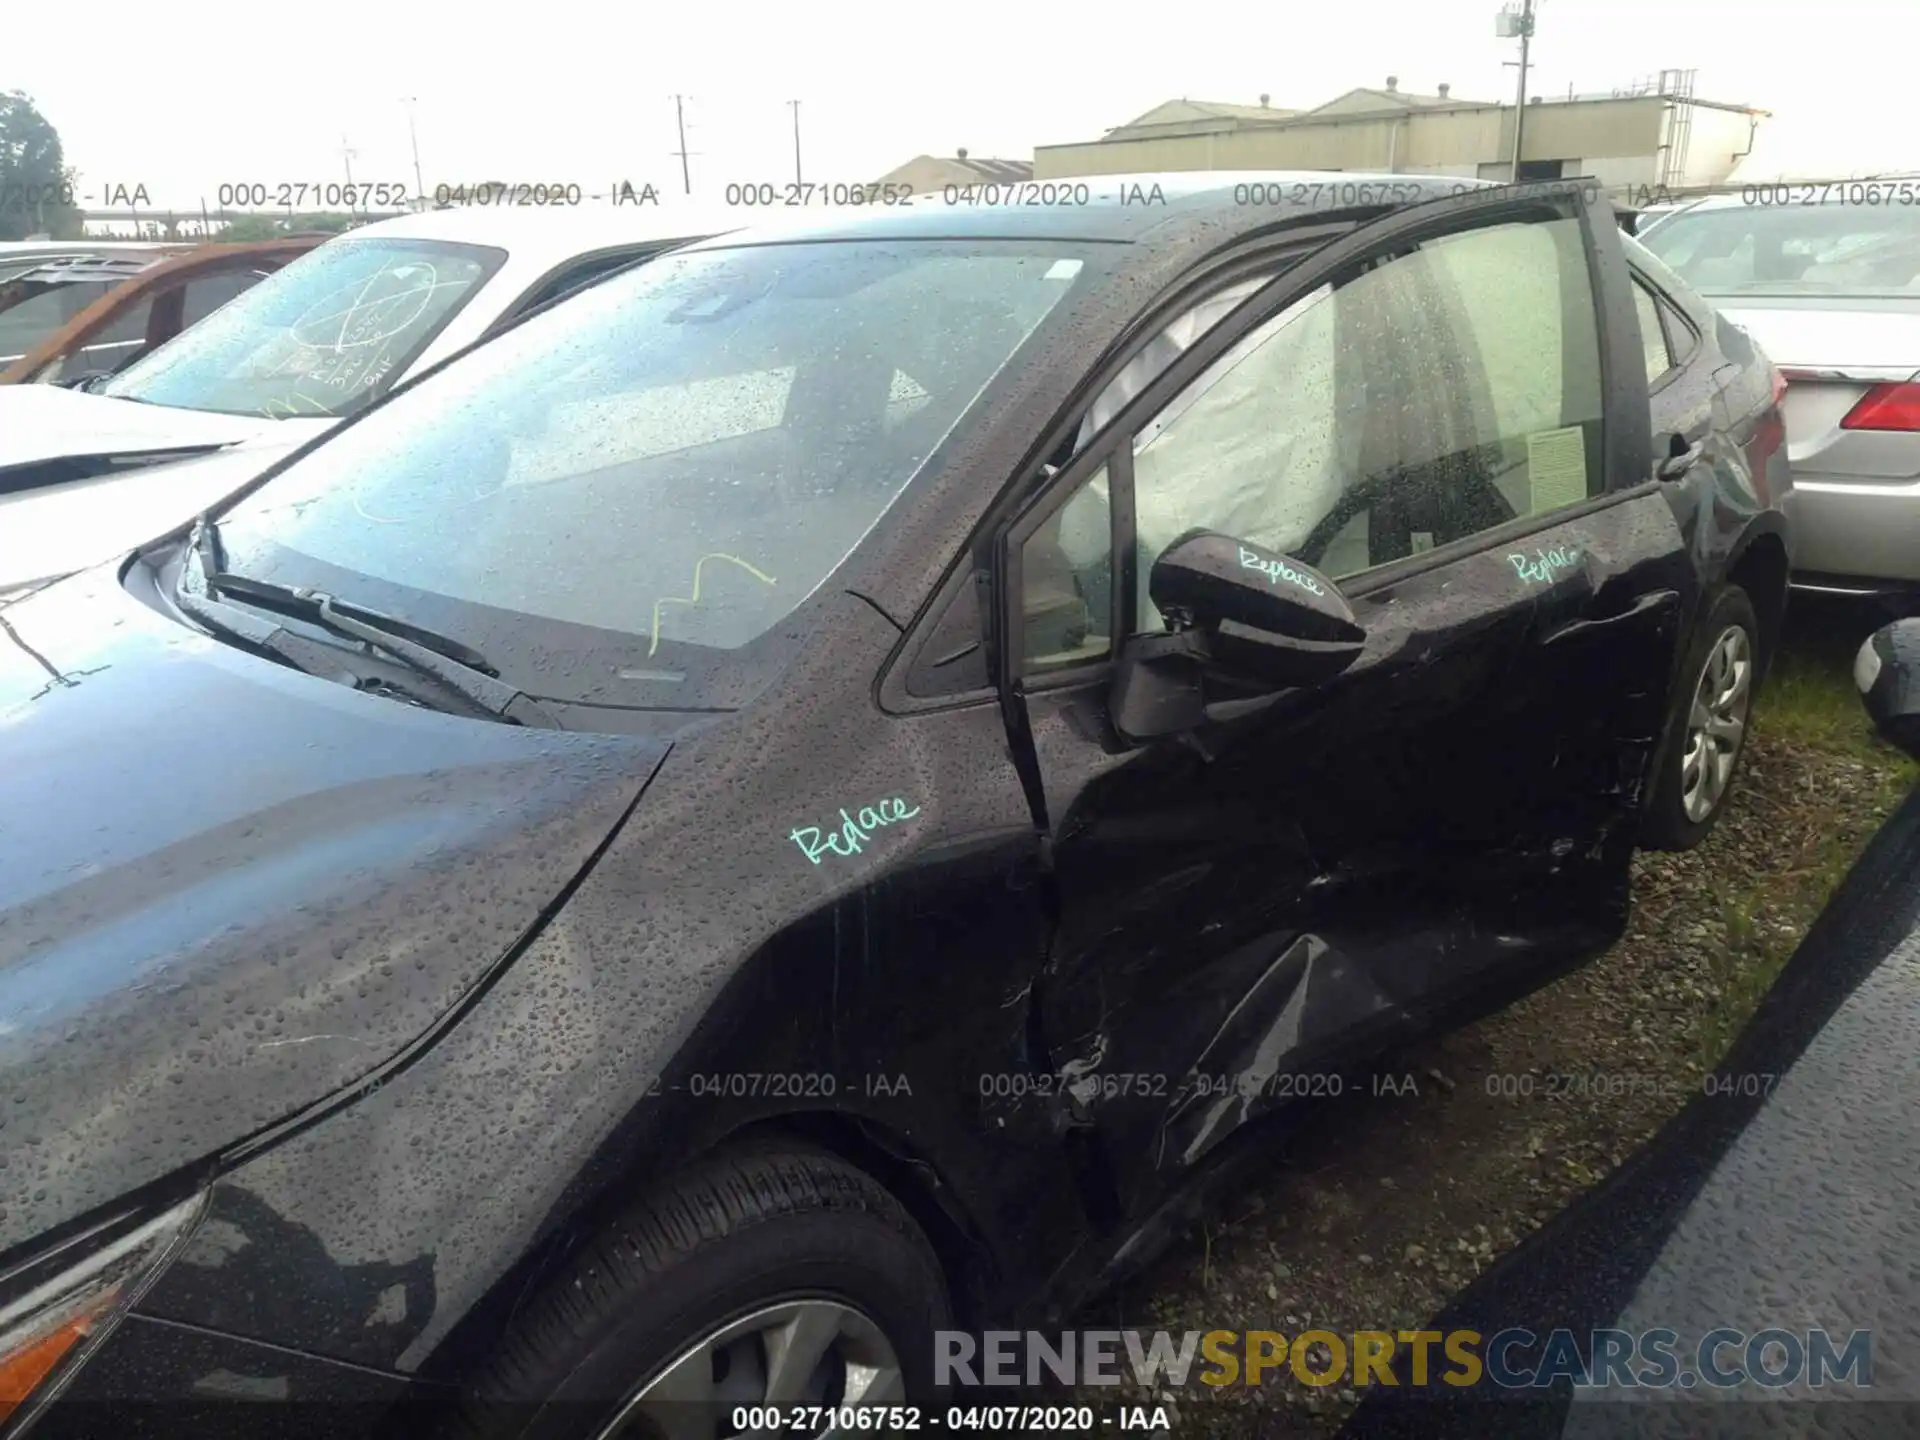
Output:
0,569,668,1254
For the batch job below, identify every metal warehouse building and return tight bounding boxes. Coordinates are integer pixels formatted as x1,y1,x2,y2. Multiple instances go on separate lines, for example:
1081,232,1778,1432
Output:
1033,72,1767,197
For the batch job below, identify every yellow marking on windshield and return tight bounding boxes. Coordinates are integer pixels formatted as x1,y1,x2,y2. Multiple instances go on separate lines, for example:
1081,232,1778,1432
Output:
648,553,778,657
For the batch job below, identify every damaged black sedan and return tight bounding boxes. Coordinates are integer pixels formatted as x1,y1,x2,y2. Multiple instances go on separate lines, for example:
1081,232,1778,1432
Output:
0,174,1788,1438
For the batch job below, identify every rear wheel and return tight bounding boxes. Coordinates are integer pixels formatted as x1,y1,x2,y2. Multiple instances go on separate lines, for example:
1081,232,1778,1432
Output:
449,1147,952,1440
1640,584,1759,851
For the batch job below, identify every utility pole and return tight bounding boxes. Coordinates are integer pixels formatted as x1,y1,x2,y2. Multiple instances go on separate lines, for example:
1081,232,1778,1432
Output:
402,97,426,208
672,94,693,195
789,100,803,185
1502,0,1538,180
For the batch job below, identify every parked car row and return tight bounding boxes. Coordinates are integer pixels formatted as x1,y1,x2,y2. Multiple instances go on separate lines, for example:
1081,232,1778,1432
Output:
3,242,191,372
0,172,1827,1438
0,237,322,386
0,205,755,604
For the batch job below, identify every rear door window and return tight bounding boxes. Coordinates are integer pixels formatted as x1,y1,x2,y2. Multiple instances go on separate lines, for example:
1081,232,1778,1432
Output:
1631,278,1674,385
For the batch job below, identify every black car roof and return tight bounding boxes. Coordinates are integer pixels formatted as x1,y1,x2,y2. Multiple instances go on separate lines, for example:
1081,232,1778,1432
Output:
682,171,1494,255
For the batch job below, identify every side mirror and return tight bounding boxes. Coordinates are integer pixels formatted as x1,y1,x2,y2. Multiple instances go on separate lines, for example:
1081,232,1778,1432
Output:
1856,619,1920,758
1110,530,1367,744
1151,529,1365,681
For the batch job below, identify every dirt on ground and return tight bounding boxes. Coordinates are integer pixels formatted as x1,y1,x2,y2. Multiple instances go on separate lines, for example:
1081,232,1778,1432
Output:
1065,727,1908,1438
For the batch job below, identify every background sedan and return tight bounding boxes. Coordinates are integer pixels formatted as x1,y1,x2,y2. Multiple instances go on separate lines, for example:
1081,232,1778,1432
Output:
1640,191,1920,603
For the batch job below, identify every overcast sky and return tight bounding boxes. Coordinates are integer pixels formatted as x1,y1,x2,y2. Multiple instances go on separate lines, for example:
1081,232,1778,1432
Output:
12,0,1918,211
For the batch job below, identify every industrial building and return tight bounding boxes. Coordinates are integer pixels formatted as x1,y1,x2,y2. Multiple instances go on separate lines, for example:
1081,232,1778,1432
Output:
1032,73,1768,197
873,150,1034,195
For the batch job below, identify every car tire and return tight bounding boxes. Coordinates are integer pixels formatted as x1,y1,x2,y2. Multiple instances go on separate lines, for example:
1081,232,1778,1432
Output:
446,1147,952,1440
1640,583,1761,852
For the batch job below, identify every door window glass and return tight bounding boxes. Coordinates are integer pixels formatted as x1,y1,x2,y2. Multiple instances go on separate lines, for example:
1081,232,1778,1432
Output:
1125,216,1605,631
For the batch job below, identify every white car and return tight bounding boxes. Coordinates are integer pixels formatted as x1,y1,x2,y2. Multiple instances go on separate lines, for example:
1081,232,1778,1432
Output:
0,203,752,599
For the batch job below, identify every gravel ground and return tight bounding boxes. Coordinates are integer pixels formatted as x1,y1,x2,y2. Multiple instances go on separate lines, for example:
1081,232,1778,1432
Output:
1064,726,1910,1438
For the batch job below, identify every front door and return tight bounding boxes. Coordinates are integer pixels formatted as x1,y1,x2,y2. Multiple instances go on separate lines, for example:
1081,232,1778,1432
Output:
1001,184,1691,1215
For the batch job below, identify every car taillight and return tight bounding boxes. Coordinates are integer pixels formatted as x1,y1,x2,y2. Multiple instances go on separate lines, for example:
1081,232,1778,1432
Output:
1840,381,1920,432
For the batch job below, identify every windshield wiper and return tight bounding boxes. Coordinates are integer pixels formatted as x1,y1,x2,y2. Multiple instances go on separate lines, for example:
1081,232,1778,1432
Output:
184,518,558,726
173,579,372,687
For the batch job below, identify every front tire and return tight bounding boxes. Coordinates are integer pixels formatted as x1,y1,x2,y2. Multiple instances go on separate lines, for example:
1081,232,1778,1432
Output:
1640,584,1760,852
448,1147,952,1440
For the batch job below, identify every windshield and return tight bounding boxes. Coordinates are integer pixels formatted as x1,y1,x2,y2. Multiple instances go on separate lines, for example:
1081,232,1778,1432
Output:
1641,203,1920,297
99,237,504,418
212,239,1092,710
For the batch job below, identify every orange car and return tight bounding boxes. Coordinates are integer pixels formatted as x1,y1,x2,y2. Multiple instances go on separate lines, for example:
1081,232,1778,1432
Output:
0,237,324,385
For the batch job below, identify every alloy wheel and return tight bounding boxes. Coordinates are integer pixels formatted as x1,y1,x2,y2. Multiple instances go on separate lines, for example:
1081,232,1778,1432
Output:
1680,624,1752,823
598,1298,906,1440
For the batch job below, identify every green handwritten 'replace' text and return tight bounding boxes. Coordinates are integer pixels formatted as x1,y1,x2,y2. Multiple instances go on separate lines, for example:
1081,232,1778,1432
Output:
790,797,922,865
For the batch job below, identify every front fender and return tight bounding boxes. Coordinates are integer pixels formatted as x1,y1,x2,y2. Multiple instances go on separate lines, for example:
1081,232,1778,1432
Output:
128,595,1074,1376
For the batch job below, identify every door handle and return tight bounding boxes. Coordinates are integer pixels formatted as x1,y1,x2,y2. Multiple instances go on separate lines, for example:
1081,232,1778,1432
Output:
1657,440,1705,481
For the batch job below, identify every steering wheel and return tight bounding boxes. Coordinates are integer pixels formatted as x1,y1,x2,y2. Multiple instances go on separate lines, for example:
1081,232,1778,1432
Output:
1292,448,1517,573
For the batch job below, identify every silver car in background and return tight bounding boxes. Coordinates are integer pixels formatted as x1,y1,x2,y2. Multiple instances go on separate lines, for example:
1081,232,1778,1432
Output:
1641,190,1920,597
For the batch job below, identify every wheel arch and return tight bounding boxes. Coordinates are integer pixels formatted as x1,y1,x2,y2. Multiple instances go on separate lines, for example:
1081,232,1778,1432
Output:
1725,516,1790,681
414,1101,997,1389
721,1110,996,1323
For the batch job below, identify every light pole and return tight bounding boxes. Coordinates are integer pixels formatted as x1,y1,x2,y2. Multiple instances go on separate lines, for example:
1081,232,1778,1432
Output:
402,97,426,208
672,95,693,195
1498,0,1538,180
789,100,803,186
